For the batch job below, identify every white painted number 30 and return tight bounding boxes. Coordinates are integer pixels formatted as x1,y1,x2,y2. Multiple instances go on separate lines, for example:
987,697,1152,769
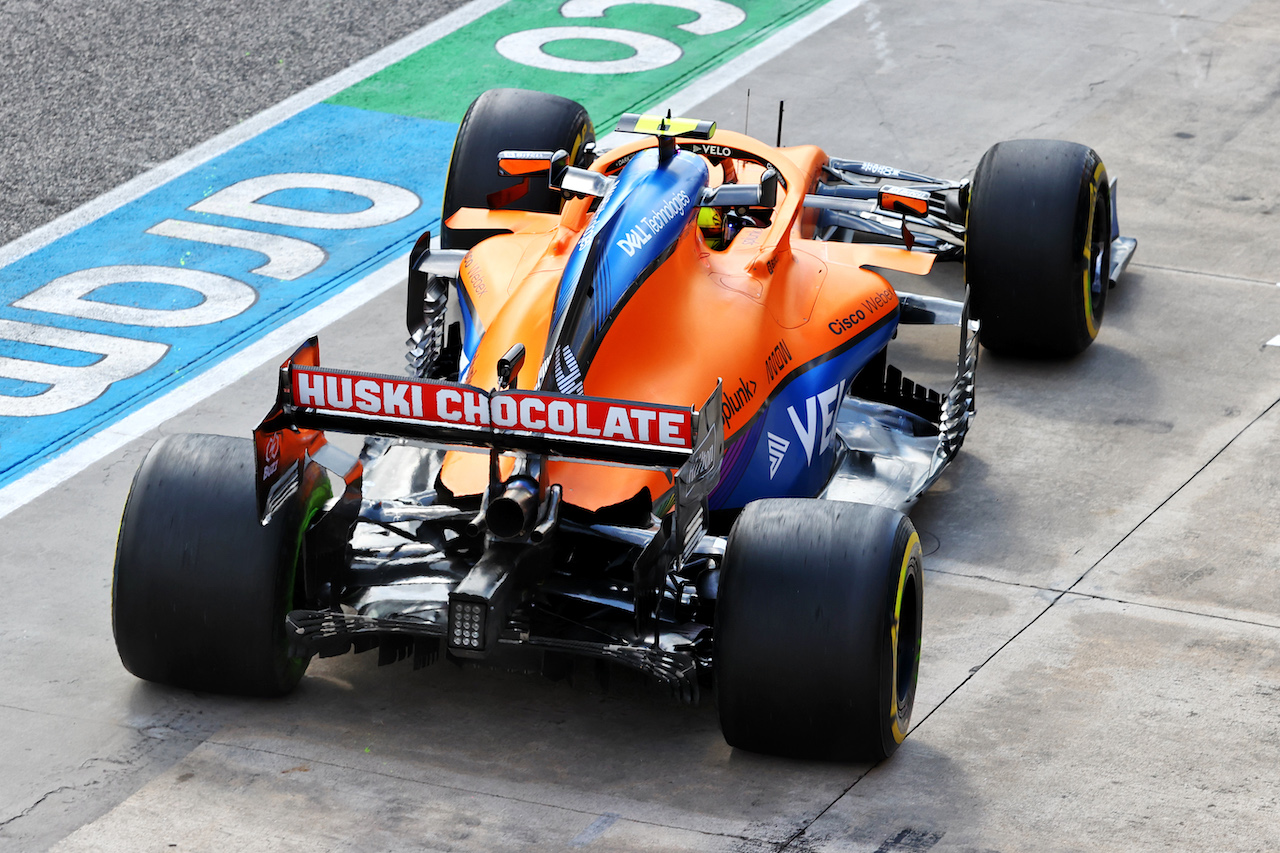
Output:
496,0,746,74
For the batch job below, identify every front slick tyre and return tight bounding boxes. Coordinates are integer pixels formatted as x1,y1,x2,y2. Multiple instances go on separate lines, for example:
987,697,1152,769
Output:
112,434,315,696
966,139,1112,358
441,87,594,250
716,500,923,761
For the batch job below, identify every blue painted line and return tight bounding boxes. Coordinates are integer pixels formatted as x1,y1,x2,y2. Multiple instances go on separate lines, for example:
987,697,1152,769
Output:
0,103,456,489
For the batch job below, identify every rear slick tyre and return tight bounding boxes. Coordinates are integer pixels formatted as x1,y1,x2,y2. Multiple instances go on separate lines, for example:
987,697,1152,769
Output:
715,499,923,761
966,139,1112,358
112,434,318,696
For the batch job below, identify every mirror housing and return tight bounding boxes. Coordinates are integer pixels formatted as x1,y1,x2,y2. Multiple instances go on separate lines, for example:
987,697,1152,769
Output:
699,166,780,210
877,186,931,218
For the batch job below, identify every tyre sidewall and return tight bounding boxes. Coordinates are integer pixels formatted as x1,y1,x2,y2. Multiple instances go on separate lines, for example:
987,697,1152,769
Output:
112,434,317,696
716,499,923,760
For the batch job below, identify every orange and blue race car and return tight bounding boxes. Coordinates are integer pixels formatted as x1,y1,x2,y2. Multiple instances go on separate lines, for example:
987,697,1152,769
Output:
112,88,1136,760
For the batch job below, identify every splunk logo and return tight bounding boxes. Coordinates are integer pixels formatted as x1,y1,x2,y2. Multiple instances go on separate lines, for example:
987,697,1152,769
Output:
615,190,692,257
721,376,756,431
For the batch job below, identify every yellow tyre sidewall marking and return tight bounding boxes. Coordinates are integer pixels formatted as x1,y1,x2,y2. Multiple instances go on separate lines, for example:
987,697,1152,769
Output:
889,530,922,744
1082,161,1106,340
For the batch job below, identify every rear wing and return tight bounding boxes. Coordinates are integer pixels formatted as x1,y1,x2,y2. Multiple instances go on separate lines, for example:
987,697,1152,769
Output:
253,338,722,521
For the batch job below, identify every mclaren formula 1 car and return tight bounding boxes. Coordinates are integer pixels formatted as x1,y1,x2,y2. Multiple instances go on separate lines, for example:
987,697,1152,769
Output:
113,88,1136,760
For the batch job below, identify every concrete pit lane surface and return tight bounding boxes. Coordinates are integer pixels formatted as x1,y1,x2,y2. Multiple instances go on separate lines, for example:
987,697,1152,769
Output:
4,0,1280,850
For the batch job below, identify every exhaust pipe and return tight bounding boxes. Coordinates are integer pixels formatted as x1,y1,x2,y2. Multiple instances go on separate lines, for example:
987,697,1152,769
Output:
486,476,539,539
530,484,562,544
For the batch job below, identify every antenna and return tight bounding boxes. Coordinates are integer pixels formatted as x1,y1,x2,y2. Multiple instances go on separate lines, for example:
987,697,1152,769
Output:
744,88,751,136
776,100,785,147
658,108,676,162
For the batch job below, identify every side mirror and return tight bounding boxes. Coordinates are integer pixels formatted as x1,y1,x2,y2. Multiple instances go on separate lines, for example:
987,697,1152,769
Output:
759,167,779,208
497,150,555,176
698,166,781,209
497,149,611,199
497,343,526,390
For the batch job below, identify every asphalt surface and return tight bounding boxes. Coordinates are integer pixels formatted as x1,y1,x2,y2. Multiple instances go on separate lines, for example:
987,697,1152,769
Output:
4,0,1280,851
0,0,468,247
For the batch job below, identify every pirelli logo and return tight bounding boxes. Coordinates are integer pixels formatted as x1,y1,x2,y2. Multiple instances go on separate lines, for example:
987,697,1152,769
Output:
291,367,693,452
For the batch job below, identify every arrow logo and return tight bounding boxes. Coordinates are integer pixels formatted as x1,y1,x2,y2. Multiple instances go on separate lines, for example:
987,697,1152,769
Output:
766,431,790,479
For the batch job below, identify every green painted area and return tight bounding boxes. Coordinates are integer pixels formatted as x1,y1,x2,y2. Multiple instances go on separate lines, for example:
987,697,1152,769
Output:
542,38,633,62
327,0,834,129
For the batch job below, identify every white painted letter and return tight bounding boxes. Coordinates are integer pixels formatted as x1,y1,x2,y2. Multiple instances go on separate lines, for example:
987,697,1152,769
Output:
496,27,681,74
787,397,818,464
520,397,547,430
631,408,656,442
383,382,410,416
493,396,518,427
463,391,490,425
603,406,634,440
355,379,380,412
548,400,574,433
658,411,682,445
560,0,745,35
297,373,325,407
14,265,255,327
437,388,463,421
576,402,602,436
327,376,354,409
189,172,420,230
147,219,327,280
0,320,167,417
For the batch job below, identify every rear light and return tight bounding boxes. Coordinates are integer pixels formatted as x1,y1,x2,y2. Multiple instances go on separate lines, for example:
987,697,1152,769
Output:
449,600,486,651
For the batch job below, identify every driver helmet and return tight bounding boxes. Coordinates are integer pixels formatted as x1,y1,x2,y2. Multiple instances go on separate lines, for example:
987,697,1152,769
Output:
698,206,726,249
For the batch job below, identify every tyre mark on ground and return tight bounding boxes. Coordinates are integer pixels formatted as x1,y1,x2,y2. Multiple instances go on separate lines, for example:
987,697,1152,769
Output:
767,765,876,851
1128,260,1279,287
873,828,945,852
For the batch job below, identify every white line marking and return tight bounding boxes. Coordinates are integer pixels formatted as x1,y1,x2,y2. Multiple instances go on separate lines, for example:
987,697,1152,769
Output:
0,0,858,520
0,0,509,270
1266,335,1280,347
597,0,866,150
